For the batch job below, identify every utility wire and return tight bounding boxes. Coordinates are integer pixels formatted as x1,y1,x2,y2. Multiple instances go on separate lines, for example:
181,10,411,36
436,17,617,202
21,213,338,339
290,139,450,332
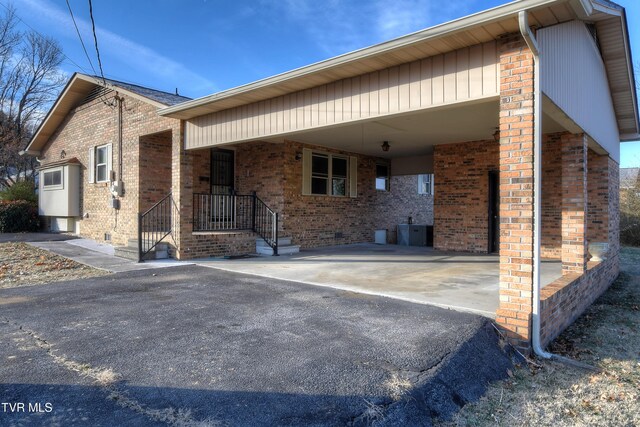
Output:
0,0,91,75
65,0,97,77
87,0,106,85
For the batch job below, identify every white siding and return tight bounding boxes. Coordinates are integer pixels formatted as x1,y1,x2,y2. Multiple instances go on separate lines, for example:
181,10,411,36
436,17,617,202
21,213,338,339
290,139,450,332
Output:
39,164,80,217
185,41,499,149
539,21,620,162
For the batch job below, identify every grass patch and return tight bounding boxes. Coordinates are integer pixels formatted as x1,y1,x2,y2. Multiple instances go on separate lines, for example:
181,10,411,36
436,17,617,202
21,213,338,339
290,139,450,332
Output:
439,247,640,426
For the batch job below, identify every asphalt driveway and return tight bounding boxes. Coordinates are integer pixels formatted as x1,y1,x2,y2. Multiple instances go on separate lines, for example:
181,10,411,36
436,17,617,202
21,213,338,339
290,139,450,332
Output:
0,266,513,426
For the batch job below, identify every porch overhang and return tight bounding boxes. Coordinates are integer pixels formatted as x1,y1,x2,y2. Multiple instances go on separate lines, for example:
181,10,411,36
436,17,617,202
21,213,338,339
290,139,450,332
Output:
160,0,637,154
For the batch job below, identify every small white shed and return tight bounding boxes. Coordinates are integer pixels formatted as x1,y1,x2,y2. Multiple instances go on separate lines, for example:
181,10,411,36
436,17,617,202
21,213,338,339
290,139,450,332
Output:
38,158,81,232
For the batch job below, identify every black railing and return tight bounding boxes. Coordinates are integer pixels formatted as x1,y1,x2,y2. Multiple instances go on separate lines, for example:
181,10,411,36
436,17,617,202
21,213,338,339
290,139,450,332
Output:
138,192,177,262
193,192,279,255
254,195,279,256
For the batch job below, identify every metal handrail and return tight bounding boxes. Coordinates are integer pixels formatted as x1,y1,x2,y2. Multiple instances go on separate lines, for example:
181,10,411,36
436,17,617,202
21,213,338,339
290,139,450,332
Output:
138,192,177,262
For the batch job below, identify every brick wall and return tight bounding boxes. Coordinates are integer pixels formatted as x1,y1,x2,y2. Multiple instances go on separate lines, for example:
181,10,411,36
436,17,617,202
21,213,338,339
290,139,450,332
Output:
377,175,433,244
282,140,382,247
541,133,562,259
561,133,588,275
587,149,610,244
139,131,172,213
40,90,179,246
540,158,620,346
433,139,498,252
174,139,433,258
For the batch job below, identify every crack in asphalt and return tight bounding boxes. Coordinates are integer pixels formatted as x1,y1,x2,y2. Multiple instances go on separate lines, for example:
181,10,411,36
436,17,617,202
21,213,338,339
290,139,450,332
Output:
1,317,219,427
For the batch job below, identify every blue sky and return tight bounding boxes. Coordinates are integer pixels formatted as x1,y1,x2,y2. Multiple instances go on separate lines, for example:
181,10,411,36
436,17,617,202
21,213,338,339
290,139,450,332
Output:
10,0,640,166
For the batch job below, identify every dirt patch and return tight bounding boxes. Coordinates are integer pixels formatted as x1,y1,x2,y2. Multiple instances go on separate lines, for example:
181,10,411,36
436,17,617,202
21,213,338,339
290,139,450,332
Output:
440,247,640,426
0,242,108,288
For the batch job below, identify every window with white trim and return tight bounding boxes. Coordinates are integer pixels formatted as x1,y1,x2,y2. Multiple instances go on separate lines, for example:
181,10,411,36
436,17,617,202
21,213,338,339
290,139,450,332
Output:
418,174,434,195
302,149,357,197
42,168,63,190
375,163,390,191
95,144,109,182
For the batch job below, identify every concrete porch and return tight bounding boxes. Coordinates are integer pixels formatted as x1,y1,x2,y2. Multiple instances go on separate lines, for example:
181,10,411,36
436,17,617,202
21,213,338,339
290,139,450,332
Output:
194,243,562,317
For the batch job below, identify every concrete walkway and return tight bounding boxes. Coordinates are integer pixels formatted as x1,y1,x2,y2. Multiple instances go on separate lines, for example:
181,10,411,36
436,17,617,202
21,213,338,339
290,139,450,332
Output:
27,238,188,273
0,233,183,272
194,244,563,317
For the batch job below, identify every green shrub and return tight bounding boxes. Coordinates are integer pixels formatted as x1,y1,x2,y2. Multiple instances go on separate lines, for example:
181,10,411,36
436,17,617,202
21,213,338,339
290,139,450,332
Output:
0,180,37,203
0,200,40,232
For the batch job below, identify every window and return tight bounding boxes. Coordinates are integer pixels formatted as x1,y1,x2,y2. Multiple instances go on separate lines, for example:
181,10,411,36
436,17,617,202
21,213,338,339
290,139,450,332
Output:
310,153,349,196
95,145,109,182
42,168,63,189
418,174,434,195
303,149,356,197
376,163,390,191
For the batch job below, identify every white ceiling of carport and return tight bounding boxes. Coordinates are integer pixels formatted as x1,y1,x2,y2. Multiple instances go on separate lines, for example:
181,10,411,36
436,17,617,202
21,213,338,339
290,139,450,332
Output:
263,99,566,158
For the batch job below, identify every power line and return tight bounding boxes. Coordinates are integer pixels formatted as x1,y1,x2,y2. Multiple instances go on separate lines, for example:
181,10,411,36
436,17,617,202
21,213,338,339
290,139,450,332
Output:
0,0,91,75
65,0,97,77
88,0,105,84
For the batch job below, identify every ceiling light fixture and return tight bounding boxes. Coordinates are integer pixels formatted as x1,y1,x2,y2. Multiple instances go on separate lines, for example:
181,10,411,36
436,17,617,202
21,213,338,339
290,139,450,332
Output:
381,141,390,152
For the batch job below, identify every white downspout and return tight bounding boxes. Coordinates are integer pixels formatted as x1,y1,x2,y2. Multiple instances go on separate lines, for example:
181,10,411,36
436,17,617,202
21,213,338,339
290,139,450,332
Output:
518,10,553,360
516,12,601,371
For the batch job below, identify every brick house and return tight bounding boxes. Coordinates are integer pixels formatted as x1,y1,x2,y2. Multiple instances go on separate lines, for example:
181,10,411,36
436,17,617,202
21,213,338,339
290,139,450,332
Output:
24,0,638,352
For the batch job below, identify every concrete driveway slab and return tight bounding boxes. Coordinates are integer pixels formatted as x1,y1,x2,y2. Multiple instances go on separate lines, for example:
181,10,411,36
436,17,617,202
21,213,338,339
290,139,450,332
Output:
194,244,563,317
0,266,514,426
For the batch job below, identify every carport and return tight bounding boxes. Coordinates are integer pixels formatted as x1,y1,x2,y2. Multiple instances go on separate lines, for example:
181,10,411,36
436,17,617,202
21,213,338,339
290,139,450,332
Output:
194,244,562,317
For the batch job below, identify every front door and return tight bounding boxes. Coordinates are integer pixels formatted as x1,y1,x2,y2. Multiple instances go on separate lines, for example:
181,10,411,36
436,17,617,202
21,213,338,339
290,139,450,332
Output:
210,149,235,195
488,170,499,253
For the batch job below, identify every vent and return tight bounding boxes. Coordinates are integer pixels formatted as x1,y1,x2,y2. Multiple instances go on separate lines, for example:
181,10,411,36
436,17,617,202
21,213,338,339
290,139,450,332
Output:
80,86,111,105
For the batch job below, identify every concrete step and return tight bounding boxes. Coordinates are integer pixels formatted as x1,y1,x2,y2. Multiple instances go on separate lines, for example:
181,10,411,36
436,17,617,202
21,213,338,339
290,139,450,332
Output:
256,237,292,246
116,240,169,261
256,244,300,256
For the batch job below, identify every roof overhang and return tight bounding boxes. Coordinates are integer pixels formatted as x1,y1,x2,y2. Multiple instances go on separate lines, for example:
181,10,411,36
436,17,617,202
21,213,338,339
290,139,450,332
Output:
23,73,170,156
158,0,638,140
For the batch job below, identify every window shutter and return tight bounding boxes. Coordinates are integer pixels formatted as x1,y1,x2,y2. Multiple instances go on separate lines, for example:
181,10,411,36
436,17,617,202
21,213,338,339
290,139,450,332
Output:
106,143,113,181
88,147,95,183
302,148,311,195
349,156,357,198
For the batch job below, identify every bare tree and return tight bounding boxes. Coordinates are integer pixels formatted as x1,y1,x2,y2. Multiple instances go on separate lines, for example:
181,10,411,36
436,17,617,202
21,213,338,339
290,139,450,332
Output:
0,5,65,188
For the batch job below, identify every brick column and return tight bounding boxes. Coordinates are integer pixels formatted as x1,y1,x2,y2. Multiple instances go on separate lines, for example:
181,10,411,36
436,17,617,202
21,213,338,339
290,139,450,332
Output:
171,122,194,259
495,33,535,351
587,150,610,244
561,133,588,275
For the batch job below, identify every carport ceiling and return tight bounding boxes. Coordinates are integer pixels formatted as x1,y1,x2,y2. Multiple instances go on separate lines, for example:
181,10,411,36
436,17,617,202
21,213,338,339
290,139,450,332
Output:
274,99,565,158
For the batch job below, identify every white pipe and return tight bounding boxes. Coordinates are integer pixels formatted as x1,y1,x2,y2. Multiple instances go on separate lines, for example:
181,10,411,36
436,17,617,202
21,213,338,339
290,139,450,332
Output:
518,11,553,359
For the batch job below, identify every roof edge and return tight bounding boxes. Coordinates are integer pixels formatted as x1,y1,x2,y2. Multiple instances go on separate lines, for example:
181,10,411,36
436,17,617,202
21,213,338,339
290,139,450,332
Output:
159,0,562,118
24,73,181,154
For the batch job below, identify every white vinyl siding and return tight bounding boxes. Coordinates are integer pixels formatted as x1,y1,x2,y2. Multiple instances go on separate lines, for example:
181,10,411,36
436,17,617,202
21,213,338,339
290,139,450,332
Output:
302,148,357,197
539,21,620,162
185,41,499,149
